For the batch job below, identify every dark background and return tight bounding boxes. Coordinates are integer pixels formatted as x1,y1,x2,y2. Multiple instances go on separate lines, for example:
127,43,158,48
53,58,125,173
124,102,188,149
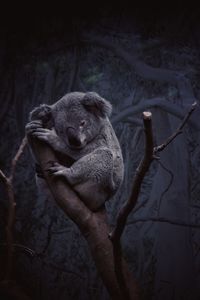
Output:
0,3,200,299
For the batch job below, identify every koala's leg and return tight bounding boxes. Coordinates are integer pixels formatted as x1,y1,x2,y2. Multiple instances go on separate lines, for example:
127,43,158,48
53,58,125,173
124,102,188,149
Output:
48,148,115,190
47,148,115,211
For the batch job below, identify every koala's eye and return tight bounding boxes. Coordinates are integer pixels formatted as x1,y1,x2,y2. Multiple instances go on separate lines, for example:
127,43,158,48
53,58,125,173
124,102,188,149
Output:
80,120,86,127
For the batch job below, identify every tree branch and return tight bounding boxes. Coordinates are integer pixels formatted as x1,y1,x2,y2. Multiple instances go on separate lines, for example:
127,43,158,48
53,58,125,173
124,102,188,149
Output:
9,137,27,182
109,112,153,299
111,102,197,242
0,137,27,281
24,99,196,299
28,137,139,300
127,217,200,228
154,102,197,153
109,102,197,298
110,112,154,242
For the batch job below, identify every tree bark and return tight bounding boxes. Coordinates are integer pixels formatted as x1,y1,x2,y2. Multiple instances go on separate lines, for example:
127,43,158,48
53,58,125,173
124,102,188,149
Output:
29,138,139,300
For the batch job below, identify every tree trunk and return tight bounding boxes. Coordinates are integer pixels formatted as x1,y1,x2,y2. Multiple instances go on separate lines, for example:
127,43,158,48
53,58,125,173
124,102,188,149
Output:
29,138,139,300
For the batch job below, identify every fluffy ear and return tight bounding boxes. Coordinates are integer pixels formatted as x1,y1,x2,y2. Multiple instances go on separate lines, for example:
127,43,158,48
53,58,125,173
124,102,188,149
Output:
29,104,53,127
82,92,112,118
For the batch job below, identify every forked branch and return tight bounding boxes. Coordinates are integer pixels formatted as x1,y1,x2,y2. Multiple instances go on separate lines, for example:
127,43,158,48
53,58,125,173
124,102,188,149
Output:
109,103,197,298
110,102,197,243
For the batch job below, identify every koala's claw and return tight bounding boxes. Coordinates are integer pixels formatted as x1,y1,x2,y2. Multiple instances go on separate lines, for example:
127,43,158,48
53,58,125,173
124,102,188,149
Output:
25,120,43,136
46,163,67,178
31,128,51,142
26,122,59,148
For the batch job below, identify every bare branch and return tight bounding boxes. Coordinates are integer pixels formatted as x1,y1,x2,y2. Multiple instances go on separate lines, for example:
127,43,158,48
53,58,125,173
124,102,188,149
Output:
127,217,200,228
110,112,154,242
108,112,153,299
110,103,197,242
155,160,174,215
0,172,15,281
9,137,27,182
0,169,7,184
154,102,197,153
0,137,27,281
109,102,196,296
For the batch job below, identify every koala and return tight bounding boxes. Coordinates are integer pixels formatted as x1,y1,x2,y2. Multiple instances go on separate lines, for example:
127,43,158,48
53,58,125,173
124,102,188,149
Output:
26,91,124,211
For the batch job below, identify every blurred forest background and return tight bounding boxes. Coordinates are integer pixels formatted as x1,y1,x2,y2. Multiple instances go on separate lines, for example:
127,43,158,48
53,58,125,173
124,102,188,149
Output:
0,3,200,300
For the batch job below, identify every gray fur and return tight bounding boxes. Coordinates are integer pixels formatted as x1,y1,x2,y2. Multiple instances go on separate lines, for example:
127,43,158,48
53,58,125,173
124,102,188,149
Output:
26,91,124,211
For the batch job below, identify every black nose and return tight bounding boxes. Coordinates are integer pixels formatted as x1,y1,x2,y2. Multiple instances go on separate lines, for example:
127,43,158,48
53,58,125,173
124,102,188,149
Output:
67,128,82,147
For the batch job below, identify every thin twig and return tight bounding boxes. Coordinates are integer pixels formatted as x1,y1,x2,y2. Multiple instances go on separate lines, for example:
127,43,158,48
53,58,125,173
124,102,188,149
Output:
154,102,197,153
127,217,200,228
1,175,15,281
0,137,27,281
10,137,27,182
156,160,174,216
0,169,7,184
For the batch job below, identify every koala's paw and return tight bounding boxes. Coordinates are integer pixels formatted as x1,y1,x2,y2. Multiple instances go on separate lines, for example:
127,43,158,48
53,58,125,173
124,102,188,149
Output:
25,120,43,136
46,162,68,178
26,120,57,145
32,128,55,143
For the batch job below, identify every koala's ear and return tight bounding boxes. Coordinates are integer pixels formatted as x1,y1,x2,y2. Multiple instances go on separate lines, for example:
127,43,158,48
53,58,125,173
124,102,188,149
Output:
82,92,112,118
29,104,52,124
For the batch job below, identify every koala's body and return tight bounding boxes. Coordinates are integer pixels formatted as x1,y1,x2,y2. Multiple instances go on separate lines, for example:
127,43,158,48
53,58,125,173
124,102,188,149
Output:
26,92,124,211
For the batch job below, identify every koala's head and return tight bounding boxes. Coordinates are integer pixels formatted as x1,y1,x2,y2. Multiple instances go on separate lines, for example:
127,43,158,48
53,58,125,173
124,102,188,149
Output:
30,91,112,150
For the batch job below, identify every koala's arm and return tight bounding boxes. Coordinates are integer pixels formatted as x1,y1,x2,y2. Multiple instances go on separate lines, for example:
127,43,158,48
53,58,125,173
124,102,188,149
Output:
26,104,68,156
48,147,115,191
25,120,68,155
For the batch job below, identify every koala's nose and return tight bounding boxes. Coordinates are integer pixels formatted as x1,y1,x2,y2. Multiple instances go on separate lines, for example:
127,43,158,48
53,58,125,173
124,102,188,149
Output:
67,127,82,148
